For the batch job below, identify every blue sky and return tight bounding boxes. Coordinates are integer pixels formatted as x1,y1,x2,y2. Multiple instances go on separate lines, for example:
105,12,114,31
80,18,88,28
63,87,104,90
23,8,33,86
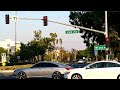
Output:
0,11,86,50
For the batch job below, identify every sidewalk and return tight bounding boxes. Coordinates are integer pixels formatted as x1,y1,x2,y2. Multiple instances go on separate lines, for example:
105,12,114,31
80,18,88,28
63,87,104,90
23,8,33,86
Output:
0,70,14,73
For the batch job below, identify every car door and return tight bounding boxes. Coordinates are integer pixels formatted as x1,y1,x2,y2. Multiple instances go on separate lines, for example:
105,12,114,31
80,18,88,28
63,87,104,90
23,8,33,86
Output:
40,63,58,77
101,62,120,79
83,62,105,79
28,63,44,77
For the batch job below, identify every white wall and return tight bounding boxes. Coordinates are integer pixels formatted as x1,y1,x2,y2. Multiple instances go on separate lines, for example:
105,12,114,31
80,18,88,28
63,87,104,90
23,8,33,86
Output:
0,39,20,49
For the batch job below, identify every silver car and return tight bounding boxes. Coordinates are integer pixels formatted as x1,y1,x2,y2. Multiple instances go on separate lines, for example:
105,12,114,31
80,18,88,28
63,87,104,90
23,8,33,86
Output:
13,61,72,79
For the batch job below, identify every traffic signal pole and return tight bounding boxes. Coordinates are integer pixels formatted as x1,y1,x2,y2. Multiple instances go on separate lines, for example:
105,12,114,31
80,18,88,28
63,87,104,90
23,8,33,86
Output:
105,11,108,61
7,11,108,61
19,17,105,34
15,11,17,62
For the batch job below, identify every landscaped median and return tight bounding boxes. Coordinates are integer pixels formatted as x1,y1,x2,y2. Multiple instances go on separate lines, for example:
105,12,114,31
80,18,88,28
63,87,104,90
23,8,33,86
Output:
0,64,33,72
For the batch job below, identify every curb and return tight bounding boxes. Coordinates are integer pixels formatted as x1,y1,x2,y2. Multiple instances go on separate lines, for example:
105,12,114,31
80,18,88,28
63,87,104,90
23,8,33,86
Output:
0,70,14,73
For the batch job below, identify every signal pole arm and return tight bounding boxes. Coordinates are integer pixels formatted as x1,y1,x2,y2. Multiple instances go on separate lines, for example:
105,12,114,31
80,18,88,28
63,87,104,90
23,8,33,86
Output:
5,11,109,61
48,20,105,34
17,17,105,34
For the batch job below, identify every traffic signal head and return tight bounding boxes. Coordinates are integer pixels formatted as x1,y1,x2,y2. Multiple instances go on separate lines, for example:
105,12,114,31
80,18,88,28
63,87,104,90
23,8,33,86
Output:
106,50,110,55
105,38,110,47
106,38,109,42
43,16,47,26
5,14,10,24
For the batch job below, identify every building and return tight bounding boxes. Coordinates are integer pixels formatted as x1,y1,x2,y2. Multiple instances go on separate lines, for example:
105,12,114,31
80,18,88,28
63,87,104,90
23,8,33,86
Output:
0,39,21,53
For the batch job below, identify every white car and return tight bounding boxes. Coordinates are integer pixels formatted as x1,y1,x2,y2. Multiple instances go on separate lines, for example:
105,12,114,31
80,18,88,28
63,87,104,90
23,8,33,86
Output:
64,60,120,79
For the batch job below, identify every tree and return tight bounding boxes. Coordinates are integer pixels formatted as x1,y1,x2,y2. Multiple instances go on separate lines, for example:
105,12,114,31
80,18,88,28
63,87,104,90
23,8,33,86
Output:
50,33,62,61
69,11,120,60
62,50,69,63
44,53,52,61
17,43,34,63
30,30,46,61
34,30,42,41
50,33,58,46
18,30,52,63
17,30,63,63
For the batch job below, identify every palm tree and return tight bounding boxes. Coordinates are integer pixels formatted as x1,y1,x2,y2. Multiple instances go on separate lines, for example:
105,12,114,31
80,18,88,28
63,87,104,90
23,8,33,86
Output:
50,33,62,61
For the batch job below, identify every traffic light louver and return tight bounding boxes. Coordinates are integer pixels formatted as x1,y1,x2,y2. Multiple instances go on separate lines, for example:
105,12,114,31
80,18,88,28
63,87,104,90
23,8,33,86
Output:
43,16,47,26
5,14,9,24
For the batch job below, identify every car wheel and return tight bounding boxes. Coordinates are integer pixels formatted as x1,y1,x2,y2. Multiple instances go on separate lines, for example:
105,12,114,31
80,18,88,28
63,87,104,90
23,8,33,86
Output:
117,74,120,79
71,73,82,79
18,71,27,79
52,71,62,79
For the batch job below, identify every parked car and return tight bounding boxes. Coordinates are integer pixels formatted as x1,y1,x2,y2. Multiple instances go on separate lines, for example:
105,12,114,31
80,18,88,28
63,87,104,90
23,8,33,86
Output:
64,60,120,79
13,61,72,79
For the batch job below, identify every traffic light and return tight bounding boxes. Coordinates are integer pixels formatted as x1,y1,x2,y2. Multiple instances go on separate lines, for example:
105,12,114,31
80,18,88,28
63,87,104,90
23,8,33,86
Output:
43,16,47,26
106,38,109,42
106,50,110,55
106,38,110,47
5,14,10,24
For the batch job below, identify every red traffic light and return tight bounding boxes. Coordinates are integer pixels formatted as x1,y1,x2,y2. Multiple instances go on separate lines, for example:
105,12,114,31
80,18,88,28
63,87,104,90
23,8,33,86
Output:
43,16,47,26
5,14,9,24
106,38,109,42
43,16,47,20
106,50,110,55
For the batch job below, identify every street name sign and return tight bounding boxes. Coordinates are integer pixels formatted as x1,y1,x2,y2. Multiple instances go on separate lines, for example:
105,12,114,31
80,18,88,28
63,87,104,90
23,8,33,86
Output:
94,45,106,50
65,30,80,34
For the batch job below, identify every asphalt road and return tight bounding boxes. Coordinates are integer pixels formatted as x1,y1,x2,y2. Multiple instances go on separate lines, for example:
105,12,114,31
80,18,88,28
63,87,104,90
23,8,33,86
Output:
0,72,14,79
0,72,52,79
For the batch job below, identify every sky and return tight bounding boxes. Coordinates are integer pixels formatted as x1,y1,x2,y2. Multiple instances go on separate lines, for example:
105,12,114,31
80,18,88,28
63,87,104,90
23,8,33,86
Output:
0,11,86,51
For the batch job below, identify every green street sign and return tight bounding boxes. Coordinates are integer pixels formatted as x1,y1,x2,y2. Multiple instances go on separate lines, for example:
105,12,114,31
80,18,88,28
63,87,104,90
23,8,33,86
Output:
65,30,80,34
94,45,106,50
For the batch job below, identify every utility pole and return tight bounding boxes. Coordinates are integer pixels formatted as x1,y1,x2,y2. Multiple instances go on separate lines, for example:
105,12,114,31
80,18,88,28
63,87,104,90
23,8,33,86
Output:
105,11,109,61
15,11,17,61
